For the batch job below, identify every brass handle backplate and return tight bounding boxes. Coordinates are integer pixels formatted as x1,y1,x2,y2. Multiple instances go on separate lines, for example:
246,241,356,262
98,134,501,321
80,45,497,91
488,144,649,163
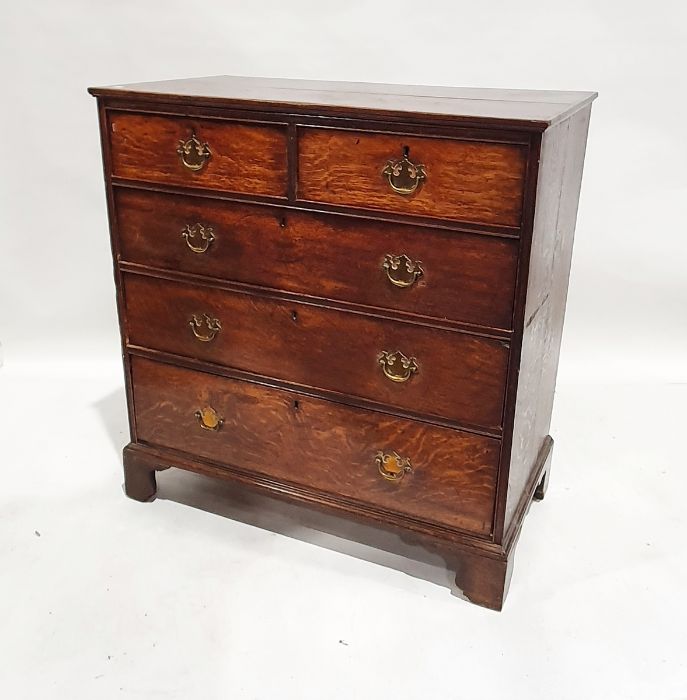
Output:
182,223,215,253
177,131,211,172
195,406,224,431
382,146,426,195
378,350,418,383
375,451,413,482
190,313,221,342
382,254,424,288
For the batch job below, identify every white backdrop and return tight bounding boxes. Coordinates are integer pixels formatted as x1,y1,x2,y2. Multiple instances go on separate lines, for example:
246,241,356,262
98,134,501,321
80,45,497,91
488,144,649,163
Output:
1,3,686,699
1,0,685,381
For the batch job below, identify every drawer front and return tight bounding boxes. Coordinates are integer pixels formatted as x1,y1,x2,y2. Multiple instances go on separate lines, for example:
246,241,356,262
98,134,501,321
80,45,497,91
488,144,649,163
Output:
124,274,509,430
109,112,288,197
132,356,498,535
298,128,527,227
115,188,518,330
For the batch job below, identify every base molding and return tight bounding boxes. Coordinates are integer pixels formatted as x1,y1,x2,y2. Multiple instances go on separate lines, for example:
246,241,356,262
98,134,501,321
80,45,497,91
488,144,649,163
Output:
450,548,513,610
502,435,554,550
122,437,553,610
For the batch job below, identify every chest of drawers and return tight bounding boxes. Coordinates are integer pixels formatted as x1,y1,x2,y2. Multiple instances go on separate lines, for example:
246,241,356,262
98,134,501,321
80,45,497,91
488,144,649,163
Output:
89,76,595,609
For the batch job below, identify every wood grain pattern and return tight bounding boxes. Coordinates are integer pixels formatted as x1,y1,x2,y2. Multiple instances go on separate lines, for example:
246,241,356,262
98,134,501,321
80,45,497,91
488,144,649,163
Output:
298,127,528,226
123,272,509,431
95,101,139,444
131,356,499,535
89,76,597,129
501,106,592,537
89,76,596,609
122,439,517,609
451,546,513,610
114,187,519,330
109,112,288,197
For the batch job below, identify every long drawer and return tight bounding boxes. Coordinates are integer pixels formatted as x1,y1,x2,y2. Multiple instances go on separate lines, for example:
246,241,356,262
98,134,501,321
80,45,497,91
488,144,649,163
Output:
297,127,527,227
123,273,509,431
131,356,498,535
115,188,518,330
109,112,288,197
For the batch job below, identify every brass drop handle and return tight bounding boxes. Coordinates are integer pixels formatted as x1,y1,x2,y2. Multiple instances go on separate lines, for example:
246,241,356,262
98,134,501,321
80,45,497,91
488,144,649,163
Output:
375,451,413,482
195,406,224,431
378,350,418,383
182,223,215,254
382,146,426,195
382,254,424,288
189,313,221,342
177,131,211,172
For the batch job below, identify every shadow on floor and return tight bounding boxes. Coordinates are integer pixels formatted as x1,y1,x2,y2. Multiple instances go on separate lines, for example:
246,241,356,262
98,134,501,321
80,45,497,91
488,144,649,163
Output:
92,386,129,455
156,468,457,594
92,385,458,597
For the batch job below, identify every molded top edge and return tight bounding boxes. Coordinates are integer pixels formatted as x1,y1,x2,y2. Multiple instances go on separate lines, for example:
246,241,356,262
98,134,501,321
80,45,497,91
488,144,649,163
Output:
89,75,597,128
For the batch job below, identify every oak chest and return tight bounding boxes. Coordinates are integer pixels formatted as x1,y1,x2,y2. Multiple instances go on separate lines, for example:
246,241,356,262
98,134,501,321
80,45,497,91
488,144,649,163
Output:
89,76,595,609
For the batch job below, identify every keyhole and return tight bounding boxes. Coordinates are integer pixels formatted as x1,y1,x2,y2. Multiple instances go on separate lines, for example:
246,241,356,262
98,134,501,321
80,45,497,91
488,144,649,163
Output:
293,399,300,411
291,310,298,322
402,145,410,158
279,216,287,229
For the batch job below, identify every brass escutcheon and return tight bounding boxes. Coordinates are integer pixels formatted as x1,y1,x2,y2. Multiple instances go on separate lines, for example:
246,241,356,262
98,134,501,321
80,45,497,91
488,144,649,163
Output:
375,451,413,482
378,350,418,383
194,406,224,431
189,313,221,342
182,223,215,254
382,254,424,288
382,146,426,195
177,131,211,172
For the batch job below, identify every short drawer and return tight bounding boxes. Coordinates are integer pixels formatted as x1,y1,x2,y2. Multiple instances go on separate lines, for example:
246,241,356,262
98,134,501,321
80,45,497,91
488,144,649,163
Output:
297,127,528,227
108,112,288,197
123,274,509,431
132,356,498,535
115,188,518,330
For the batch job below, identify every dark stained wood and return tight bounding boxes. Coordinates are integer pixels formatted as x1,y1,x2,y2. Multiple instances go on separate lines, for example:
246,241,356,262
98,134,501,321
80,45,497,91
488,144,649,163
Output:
500,106,592,541
89,76,597,130
127,344,504,438
108,112,288,197
123,445,157,502
122,434,519,610
114,187,519,330
122,440,517,609
95,102,139,444
451,547,513,610
90,76,595,609
298,127,528,227
131,356,499,536
533,457,551,501
112,177,523,240
502,436,553,549
123,272,510,431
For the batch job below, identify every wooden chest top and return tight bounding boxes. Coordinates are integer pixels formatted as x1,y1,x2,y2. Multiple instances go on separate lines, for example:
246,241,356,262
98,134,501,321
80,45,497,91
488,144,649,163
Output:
90,75,596,128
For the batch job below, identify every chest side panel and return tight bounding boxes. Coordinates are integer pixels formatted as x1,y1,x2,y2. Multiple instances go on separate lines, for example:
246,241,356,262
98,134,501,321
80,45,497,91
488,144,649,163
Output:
502,106,592,538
